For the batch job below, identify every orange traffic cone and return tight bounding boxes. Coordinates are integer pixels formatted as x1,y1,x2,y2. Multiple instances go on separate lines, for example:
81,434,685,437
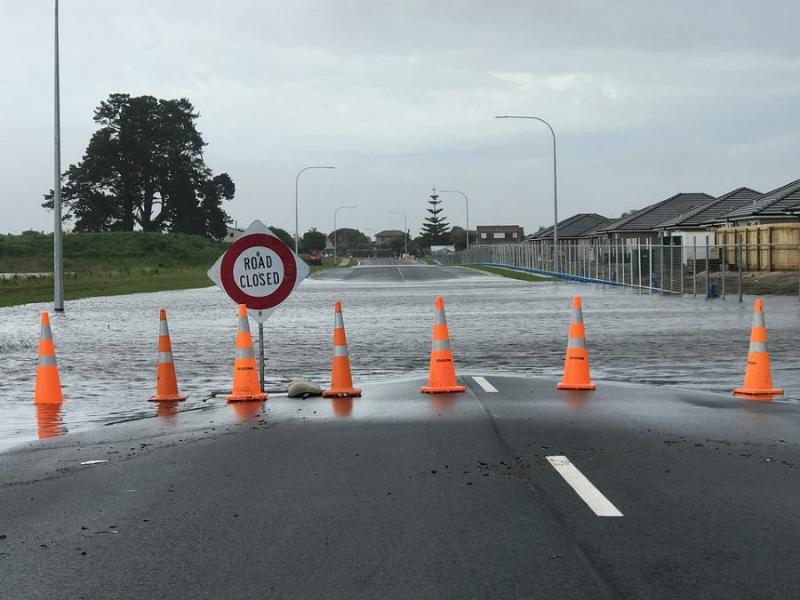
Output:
149,309,187,402
34,312,63,405
420,296,465,394
323,301,361,398
227,304,267,402
557,296,596,391
733,298,783,399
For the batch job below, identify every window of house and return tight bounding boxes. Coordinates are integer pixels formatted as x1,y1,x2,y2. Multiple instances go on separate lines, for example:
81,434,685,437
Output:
481,232,487,239
512,232,518,238
493,232,505,239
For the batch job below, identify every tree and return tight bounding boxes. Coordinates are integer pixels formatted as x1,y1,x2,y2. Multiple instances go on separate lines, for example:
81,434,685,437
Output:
327,228,370,253
420,189,450,246
268,226,294,248
301,227,327,252
43,93,234,240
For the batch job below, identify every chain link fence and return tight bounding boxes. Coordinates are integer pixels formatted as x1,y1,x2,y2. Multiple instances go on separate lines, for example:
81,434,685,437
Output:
437,241,800,299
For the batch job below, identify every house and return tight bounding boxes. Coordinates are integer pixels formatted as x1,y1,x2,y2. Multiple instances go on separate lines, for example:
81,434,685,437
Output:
375,229,405,248
224,226,244,244
595,192,715,245
430,245,456,253
476,225,525,244
528,213,612,245
712,179,800,271
658,187,761,263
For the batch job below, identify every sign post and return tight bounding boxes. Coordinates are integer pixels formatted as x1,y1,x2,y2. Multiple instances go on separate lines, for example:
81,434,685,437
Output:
208,220,309,391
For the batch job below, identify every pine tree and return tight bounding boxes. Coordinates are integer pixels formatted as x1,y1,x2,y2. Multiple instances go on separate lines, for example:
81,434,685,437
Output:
420,188,450,245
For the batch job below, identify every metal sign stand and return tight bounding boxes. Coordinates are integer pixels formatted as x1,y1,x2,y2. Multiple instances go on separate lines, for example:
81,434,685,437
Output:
258,322,265,392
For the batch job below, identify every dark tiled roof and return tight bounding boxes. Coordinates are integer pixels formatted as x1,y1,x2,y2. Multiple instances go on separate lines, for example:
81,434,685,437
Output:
659,187,761,228
530,213,612,239
718,178,800,221
476,225,524,231
375,230,404,237
598,193,714,233
782,201,800,214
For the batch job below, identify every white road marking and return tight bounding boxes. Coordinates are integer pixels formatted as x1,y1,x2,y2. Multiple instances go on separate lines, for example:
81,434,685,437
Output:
79,460,109,466
546,455,623,517
472,376,498,393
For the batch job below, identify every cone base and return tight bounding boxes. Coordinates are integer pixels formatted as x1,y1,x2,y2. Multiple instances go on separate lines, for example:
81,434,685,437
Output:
33,398,63,406
227,392,268,403
323,388,362,398
733,387,783,399
420,385,466,394
557,382,596,391
149,394,188,403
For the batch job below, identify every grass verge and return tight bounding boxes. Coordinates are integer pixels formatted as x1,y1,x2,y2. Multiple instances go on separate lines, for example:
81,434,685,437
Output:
466,264,551,282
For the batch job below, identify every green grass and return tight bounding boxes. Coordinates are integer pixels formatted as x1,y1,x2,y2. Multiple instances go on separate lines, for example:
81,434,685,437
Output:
307,256,357,274
421,256,440,265
466,264,551,282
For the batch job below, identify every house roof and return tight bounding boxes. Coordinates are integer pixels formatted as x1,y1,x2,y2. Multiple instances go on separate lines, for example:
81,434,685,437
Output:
659,187,761,229
717,178,800,221
597,193,714,234
476,224,524,232
530,213,612,240
375,229,405,237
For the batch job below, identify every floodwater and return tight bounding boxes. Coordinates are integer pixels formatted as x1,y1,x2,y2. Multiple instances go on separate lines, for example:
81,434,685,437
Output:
1,263,799,450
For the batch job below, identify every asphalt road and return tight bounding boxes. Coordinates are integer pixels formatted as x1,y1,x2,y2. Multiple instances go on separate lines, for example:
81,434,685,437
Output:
3,261,799,598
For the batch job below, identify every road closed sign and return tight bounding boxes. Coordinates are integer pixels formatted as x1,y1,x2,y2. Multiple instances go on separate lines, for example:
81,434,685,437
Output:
208,220,309,322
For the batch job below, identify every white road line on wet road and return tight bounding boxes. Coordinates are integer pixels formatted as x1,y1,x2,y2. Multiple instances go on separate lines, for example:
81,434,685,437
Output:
545,456,623,517
472,376,498,393
396,267,406,281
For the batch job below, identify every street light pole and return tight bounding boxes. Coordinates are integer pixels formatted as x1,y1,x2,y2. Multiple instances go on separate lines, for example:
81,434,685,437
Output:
333,205,357,264
295,165,335,254
495,115,559,272
439,190,470,251
388,211,408,256
53,0,64,312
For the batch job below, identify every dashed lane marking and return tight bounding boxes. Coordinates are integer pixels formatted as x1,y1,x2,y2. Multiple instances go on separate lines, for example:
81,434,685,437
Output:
546,455,623,517
472,376,498,393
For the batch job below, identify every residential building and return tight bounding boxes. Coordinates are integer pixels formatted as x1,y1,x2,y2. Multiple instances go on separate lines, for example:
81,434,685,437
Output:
528,213,612,245
375,229,405,248
476,225,524,244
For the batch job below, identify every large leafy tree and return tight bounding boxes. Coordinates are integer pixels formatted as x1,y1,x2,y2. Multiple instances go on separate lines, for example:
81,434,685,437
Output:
301,228,327,252
420,189,450,246
44,93,234,240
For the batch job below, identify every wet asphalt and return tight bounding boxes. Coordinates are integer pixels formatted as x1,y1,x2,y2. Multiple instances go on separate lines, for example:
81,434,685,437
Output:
1,262,799,598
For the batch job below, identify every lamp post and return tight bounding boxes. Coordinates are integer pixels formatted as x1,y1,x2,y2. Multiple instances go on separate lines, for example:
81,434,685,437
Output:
388,211,408,256
495,115,559,272
439,190,470,251
53,0,64,312
295,165,335,254
333,205,357,264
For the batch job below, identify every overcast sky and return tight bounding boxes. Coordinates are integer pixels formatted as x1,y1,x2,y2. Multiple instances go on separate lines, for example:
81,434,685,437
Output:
2,0,799,237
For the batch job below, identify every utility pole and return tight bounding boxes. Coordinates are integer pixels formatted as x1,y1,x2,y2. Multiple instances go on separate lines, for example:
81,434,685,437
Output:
53,0,64,312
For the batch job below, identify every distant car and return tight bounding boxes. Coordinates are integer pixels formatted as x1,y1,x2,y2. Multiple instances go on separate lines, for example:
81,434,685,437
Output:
307,251,323,265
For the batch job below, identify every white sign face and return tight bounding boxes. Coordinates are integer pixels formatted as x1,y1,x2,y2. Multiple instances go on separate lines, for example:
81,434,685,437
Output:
207,220,310,323
232,246,285,297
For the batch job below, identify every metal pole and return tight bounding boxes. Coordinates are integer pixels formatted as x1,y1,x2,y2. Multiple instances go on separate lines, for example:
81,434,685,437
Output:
693,239,697,297
53,0,64,312
494,115,558,271
388,211,407,256
637,239,642,293
440,191,470,251
738,235,743,303
659,235,664,293
721,240,726,299
258,322,265,393
295,166,336,255
705,234,710,297
669,232,674,293
648,240,653,294
680,241,684,295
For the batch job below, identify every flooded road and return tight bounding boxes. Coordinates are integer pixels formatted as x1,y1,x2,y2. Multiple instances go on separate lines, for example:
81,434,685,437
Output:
1,261,799,449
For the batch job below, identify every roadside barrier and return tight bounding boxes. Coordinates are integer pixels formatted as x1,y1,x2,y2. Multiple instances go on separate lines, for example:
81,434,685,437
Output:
733,298,783,399
227,304,268,402
557,296,596,391
420,296,466,394
34,312,63,405
149,309,187,402
323,301,361,398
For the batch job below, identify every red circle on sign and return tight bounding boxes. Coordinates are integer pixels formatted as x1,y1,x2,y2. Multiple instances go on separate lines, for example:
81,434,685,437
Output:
220,233,298,310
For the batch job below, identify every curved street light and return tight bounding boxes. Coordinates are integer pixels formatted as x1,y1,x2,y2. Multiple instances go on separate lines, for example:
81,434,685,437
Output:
295,165,335,254
495,115,559,272
388,211,408,256
439,190,470,251
333,205,357,264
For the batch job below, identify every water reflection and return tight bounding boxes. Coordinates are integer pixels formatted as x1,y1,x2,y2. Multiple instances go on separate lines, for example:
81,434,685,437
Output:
331,397,353,417
560,390,591,411
156,401,180,421
428,394,456,414
35,403,63,440
230,401,265,422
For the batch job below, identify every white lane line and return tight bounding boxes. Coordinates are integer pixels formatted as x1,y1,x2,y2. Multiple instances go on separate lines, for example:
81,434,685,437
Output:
546,456,623,517
472,376,498,393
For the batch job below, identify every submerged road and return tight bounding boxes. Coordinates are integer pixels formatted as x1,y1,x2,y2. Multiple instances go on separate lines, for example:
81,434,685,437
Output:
311,258,486,283
2,260,800,598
